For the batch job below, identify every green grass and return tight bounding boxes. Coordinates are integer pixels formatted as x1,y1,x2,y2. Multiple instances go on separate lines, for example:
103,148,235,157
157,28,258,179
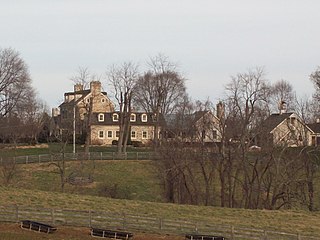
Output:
0,143,152,157
11,160,163,202
1,187,320,236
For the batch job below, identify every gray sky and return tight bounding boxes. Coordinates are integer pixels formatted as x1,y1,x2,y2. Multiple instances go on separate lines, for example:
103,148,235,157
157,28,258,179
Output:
1,0,319,109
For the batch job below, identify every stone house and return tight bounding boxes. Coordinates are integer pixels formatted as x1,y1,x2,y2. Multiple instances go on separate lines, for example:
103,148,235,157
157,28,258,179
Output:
307,121,320,146
258,112,313,147
164,110,222,144
90,112,159,145
52,81,159,145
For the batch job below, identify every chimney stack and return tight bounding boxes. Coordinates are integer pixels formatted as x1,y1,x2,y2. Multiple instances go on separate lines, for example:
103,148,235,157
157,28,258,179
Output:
278,101,287,115
90,81,101,96
74,83,83,92
216,101,225,120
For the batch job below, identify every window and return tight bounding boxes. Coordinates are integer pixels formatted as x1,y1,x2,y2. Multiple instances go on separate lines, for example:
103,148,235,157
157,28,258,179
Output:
212,130,217,140
152,114,158,122
116,131,119,138
131,131,136,139
142,131,148,139
98,130,104,139
130,113,136,122
141,114,147,122
86,98,90,103
98,113,104,122
107,130,113,138
112,113,119,122
290,117,296,125
201,130,206,139
101,99,105,103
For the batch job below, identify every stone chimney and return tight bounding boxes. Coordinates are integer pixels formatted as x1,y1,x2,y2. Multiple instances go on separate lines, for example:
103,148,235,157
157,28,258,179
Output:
74,83,83,92
52,108,60,117
216,101,225,120
90,81,101,96
278,101,287,114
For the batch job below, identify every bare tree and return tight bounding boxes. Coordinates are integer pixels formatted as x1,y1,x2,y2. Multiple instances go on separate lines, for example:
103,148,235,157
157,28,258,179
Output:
107,62,139,154
134,54,187,145
269,79,295,113
310,66,320,102
0,48,32,118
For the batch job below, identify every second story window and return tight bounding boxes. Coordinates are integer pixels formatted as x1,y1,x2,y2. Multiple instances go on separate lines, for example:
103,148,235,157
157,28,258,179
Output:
98,113,104,122
130,113,136,122
141,114,147,122
112,113,119,122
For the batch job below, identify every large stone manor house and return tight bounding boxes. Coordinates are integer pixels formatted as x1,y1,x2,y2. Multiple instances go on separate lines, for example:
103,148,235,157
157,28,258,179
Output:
51,81,159,145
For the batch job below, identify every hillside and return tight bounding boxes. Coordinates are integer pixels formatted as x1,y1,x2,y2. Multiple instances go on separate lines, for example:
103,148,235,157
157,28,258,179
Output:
1,187,320,236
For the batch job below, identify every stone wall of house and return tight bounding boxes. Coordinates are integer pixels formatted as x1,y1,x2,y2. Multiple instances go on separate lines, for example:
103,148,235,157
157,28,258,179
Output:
272,115,312,146
90,125,157,145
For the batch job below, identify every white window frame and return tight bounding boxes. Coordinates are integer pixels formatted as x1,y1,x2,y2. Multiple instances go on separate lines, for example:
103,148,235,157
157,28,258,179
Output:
131,131,136,139
98,130,104,139
115,131,120,138
141,114,148,122
107,130,113,139
112,113,119,122
98,113,104,122
130,113,136,122
142,131,148,139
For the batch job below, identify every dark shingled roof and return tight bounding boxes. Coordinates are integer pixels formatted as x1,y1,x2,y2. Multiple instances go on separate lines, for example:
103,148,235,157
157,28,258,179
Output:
308,123,320,134
91,112,164,126
261,112,294,133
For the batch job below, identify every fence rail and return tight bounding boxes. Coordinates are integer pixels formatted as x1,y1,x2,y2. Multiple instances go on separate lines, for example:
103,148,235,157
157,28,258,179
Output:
0,152,158,164
0,205,319,240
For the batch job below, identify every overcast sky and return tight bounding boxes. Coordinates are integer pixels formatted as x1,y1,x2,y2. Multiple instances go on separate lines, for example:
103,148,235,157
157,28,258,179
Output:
1,0,319,109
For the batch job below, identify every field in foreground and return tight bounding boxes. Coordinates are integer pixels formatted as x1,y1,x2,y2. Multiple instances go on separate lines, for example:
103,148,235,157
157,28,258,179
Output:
0,223,182,240
1,187,320,237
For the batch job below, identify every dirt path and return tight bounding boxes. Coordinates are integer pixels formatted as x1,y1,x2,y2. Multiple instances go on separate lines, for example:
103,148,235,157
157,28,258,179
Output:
0,223,184,240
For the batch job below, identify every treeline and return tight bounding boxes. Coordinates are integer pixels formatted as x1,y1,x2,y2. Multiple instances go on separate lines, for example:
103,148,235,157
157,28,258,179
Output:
0,48,49,144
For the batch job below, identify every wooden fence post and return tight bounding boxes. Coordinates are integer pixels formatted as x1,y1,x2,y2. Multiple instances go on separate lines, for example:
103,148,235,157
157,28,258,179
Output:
297,233,301,240
231,226,235,240
15,205,19,222
122,213,126,229
51,209,55,225
263,230,268,240
89,210,92,227
159,218,163,230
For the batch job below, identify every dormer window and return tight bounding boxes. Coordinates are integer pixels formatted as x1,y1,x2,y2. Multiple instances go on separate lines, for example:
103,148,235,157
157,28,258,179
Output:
98,113,104,122
141,114,147,122
130,113,136,122
112,113,119,122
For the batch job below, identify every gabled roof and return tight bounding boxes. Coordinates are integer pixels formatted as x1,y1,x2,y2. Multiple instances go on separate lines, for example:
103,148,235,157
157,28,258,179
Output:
261,112,294,133
308,123,320,134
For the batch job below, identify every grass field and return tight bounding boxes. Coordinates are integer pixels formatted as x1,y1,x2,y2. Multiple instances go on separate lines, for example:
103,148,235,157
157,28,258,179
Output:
10,160,163,202
0,143,151,157
1,186,320,236
1,144,320,238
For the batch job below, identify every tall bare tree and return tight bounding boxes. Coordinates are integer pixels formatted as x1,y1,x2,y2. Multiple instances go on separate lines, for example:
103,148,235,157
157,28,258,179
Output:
0,48,32,118
107,62,139,154
134,54,187,145
269,79,295,113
